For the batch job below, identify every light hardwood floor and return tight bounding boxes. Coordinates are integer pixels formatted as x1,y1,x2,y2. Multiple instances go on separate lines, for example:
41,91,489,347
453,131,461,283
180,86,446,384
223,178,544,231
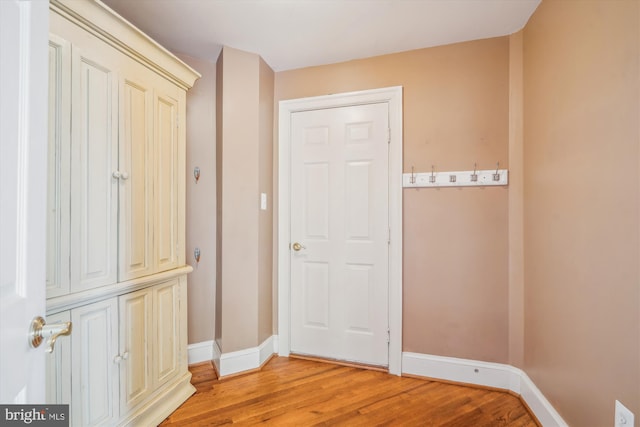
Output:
160,356,540,426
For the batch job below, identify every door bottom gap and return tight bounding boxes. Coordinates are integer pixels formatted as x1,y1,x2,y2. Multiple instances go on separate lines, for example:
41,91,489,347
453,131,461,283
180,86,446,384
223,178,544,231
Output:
289,353,389,373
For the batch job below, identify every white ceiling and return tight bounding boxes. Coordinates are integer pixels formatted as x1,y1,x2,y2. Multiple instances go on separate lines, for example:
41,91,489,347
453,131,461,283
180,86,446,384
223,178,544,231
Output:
101,0,541,72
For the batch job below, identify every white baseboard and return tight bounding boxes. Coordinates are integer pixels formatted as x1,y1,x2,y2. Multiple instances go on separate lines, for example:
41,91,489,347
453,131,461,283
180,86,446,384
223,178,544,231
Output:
402,352,567,427
187,340,215,365
518,370,568,427
216,335,278,377
212,339,222,375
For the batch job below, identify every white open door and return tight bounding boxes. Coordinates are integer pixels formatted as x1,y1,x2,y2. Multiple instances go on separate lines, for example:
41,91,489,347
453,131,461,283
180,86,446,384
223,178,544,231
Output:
0,0,50,403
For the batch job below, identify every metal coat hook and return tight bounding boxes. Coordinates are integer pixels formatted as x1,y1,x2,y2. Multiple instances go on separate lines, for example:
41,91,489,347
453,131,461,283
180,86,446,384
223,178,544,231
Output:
194,247,201,269
493,162,501,181
471,162,478,182
429,165,436,183
410,166,416,184
193,166,201,184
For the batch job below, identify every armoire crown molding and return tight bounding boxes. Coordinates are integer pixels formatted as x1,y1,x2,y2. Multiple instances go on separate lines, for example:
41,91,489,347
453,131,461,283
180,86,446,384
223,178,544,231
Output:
50,0,201,90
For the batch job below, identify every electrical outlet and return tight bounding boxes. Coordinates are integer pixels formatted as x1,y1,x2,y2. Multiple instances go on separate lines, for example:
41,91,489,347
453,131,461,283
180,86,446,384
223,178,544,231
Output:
615,400,634,427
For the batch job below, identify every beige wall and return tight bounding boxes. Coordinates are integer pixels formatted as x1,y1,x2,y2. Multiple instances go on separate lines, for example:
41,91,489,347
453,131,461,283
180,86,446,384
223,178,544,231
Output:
275,38,511,363
180,48,273,354
216,46,274,352
218,47,259,351
258,57,274,343
508,31,525,368
523,1,640,425
177,53,217,344
215,52,223,347
184,3,640,423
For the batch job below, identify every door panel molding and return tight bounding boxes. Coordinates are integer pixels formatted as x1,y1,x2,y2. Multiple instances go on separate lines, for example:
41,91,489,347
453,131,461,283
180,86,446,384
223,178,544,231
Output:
278,86,403,375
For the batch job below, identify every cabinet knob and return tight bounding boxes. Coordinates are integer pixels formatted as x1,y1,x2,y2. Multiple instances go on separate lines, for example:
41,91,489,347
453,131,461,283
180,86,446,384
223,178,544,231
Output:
112,171,129,180
113,355,122,363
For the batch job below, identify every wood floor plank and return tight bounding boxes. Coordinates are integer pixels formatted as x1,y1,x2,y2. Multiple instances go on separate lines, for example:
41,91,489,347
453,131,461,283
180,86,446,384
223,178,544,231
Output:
160,357,540,426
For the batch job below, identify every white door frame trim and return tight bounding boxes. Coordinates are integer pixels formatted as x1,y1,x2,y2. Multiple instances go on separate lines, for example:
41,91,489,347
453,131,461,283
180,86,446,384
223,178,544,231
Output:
278,86,403,375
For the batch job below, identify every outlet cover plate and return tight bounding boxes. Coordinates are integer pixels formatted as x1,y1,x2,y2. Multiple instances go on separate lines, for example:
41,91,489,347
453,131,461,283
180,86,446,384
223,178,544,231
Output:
615,400,634,427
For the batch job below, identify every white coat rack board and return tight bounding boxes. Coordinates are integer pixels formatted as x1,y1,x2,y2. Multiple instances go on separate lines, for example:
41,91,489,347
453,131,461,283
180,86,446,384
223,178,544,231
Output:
402,164,508,188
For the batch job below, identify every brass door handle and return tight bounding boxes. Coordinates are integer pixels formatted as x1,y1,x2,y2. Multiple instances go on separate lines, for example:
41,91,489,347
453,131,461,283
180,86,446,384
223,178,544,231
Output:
292,242,306,251
29,316,72,353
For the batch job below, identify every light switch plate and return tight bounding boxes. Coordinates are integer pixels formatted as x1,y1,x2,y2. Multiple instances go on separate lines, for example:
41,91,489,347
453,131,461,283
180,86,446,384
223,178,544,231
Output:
615,400,634,427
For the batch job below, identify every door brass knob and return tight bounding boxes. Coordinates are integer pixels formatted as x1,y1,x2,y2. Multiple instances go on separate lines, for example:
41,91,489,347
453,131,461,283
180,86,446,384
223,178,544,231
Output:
292,242,306,251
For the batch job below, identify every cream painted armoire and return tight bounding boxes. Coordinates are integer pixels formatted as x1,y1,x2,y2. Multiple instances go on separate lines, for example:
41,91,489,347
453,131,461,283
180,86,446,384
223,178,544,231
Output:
45,0,200,425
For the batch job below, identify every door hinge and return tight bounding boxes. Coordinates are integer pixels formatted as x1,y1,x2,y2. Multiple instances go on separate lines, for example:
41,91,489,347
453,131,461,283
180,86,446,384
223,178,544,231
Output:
388,227,391,245
387,128,391,144
387,328,390,343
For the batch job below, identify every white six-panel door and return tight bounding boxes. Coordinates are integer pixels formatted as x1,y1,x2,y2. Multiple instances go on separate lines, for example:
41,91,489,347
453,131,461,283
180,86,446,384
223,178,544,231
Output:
290,103,390,367
0,0,49,404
